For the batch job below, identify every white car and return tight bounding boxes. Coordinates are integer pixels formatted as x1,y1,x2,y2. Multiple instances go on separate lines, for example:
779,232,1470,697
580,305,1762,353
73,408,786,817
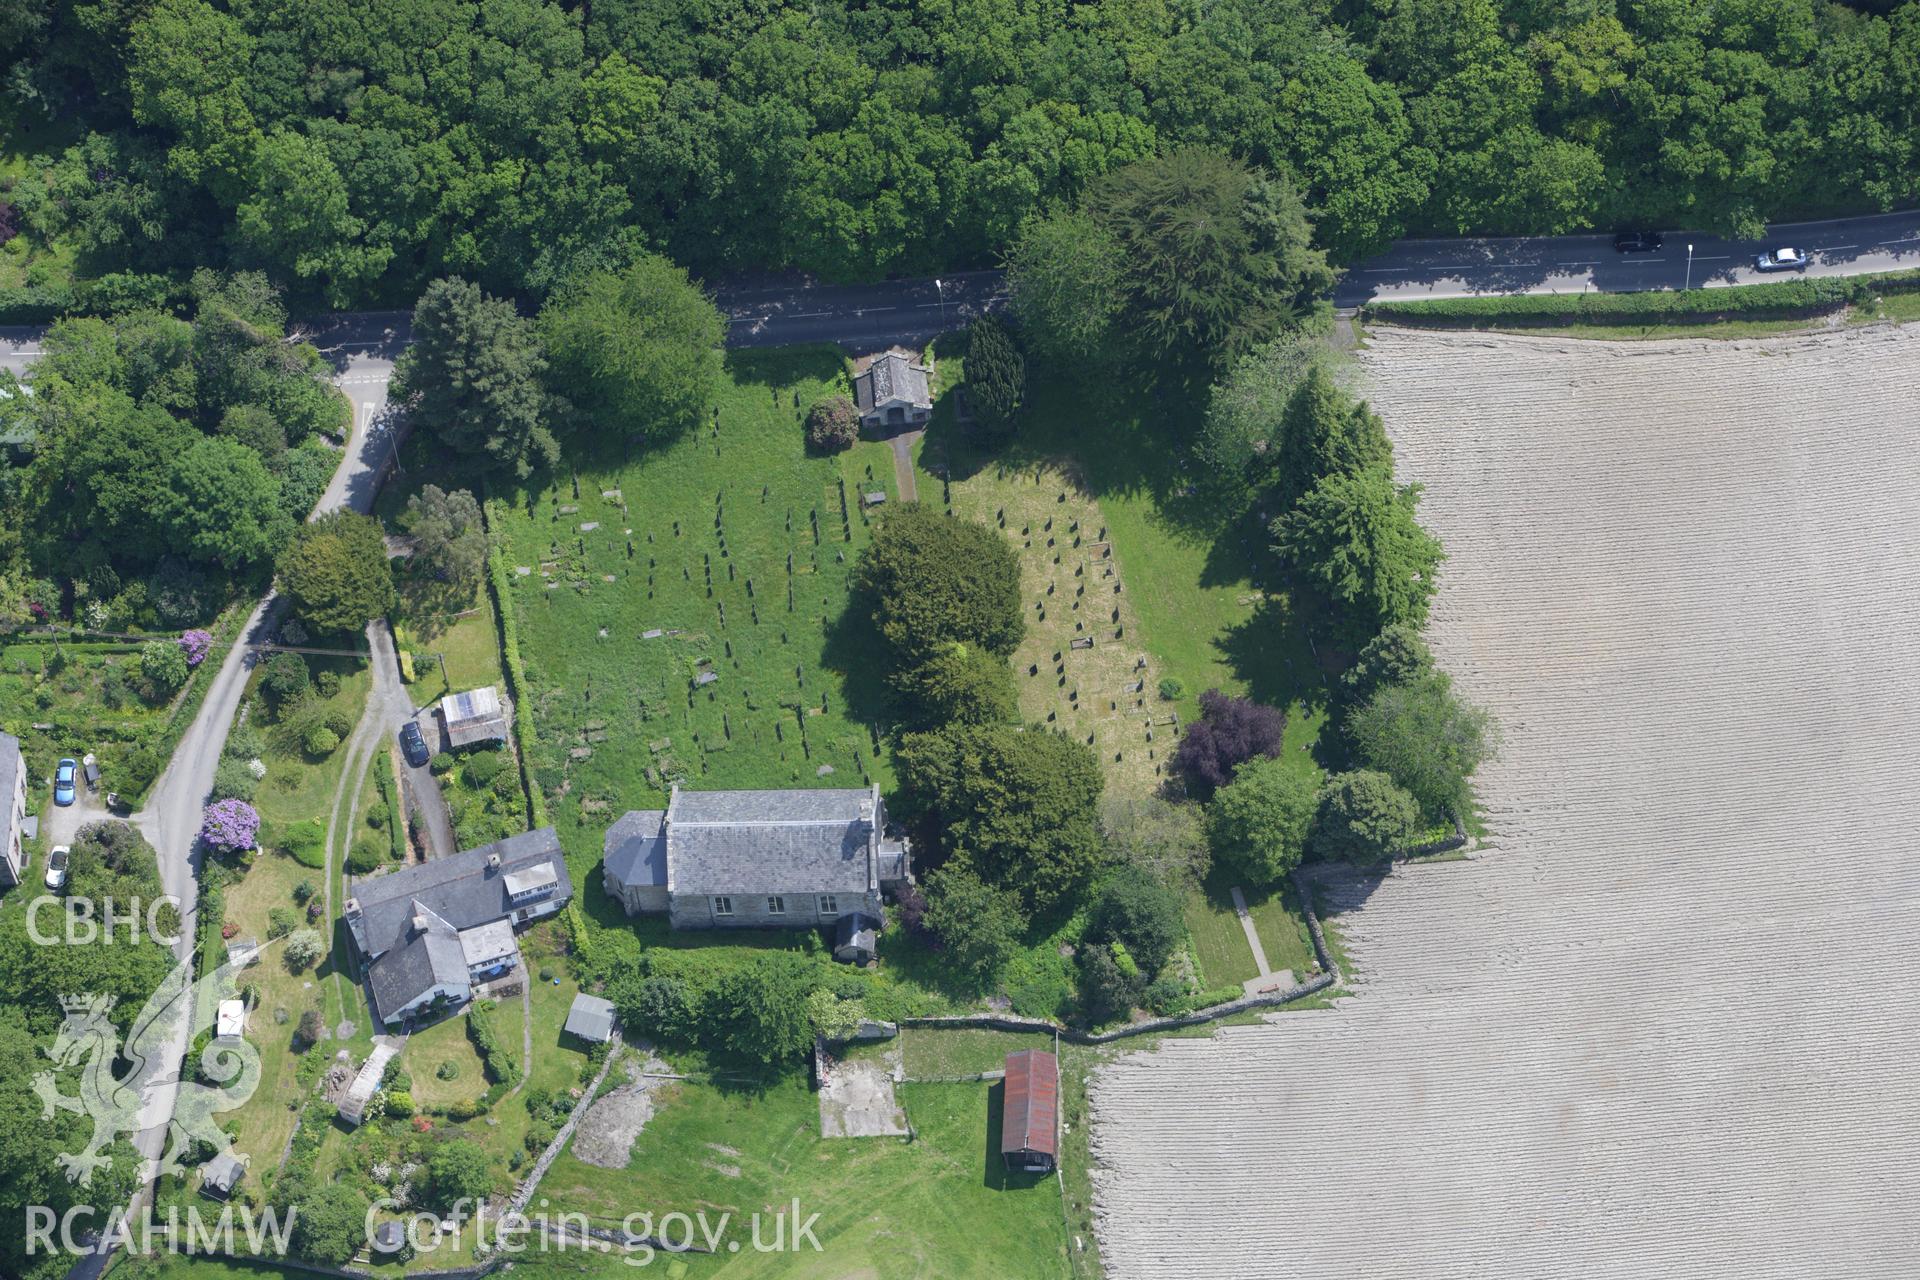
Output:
44,845,69,892
1755,247,1810,272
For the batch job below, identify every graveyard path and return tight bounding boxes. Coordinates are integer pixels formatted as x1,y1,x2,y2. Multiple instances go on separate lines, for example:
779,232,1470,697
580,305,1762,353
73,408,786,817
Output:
890,430,922,502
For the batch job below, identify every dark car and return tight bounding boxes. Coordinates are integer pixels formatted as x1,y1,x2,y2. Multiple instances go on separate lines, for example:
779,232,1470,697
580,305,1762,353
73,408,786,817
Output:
1613,231,1664,253
399,722,430,768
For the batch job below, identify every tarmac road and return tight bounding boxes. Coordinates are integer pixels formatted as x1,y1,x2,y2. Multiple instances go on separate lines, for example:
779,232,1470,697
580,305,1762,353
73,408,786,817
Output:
717,268,1007,349
1334,209,1920,306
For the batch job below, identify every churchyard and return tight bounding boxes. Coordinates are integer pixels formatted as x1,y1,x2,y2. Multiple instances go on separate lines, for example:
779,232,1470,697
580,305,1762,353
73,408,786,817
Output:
491,346,902,880
915,347,1334,990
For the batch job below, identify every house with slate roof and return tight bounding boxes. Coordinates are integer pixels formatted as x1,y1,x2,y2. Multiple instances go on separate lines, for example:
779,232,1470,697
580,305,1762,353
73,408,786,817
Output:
345,827,572,1028
0,732,25,888
853,351,932,433
603,784,910,933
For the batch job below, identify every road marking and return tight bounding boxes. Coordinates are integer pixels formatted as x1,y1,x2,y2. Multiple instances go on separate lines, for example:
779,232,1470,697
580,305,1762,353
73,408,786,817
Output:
916,302,943,308
1556,261,1602,266
792,311,832,318
1878,236,1920,245
1692,255,1730,261
1817,245,1857,251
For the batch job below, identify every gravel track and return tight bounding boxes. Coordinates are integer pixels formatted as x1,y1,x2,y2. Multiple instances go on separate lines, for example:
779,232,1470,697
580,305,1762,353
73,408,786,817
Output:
1088,324,1920,1277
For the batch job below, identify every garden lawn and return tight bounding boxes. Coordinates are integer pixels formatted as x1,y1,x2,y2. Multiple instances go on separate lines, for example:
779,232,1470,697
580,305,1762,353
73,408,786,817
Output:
209,848,330,1194
402,1015,488,1110
248,658,372,841
429,591,506,693
900,1026,1056,1079
491,345,899,889
1184,874,1319,988
534,1071,1069,1279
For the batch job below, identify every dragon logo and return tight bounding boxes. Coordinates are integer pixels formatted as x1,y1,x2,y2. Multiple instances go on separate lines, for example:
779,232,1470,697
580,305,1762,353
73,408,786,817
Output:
32,947,266,1186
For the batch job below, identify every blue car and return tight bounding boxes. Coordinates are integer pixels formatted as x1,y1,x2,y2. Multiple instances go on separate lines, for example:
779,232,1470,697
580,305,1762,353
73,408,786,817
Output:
53,758,78,807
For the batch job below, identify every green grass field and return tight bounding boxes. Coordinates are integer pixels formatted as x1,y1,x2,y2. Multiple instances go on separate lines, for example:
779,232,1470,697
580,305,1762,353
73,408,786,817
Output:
493,346,901,883
533,1069,1069,1279
402,1015,489,1109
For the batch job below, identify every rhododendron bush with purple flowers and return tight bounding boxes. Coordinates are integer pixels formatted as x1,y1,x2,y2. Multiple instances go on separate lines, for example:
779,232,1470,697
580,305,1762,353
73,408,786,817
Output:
200,799,259,852
179,629,213,667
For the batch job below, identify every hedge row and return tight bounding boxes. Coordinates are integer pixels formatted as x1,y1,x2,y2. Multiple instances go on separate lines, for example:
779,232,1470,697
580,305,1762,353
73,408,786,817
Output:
1362,266,1920,328
481,494,548,828
466,997,521,1088
375,759,405,862
132,599,251,806
0,273,183,325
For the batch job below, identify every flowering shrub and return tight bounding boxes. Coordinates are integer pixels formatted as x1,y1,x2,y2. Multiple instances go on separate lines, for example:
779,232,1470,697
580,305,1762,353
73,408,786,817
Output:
179,629,213,667
199,799,260,853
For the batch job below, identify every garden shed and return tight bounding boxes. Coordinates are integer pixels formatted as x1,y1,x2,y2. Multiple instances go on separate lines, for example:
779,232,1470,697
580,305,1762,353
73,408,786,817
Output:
437,686,509,748
1001,1049,1059,1174
564,992,618,1044
199,1152,246,1200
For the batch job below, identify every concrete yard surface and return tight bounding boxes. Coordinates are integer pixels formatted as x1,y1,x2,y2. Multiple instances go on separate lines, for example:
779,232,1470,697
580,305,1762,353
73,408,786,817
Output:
819,1044,909,1138
1089,324,1920,1277
570,1053,673,1169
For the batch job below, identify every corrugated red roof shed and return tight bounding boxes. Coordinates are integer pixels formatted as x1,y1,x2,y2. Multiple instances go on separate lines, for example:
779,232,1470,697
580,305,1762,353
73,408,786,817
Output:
1001,1049,1059,1172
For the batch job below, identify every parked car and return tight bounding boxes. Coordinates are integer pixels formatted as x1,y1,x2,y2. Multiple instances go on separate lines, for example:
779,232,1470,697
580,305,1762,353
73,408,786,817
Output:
1755,247,1810,272
399,722,431,768
53,758,77,806
1613,231,1664,253
44,845,69,892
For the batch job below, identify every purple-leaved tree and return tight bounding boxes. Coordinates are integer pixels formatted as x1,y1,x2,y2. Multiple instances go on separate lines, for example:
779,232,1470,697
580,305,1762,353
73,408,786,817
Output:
1171,689,1286,799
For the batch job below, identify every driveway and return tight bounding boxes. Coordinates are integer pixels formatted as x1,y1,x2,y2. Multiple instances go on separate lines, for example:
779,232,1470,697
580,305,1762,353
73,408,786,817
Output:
39,778,109,852
365,619,455,860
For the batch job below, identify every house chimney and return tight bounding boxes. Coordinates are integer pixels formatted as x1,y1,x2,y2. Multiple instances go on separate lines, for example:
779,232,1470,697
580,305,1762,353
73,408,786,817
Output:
487,852,501,872
344,897,360,919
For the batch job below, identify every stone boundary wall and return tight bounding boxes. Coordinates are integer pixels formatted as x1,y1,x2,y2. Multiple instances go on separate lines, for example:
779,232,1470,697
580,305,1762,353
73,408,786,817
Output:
902,871,1339,1047
509,1037,625,1213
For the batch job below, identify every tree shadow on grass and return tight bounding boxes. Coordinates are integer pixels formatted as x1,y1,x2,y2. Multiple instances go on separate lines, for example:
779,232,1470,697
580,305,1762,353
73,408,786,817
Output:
819,580,896,740
722,345,848,394
1214,594,1337,758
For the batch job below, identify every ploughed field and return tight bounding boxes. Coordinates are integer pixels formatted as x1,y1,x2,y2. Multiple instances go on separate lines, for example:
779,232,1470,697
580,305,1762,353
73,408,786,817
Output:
1088,325,1920,1276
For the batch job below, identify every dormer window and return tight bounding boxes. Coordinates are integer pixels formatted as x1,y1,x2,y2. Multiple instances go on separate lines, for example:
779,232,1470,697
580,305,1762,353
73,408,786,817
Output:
502,862,560,903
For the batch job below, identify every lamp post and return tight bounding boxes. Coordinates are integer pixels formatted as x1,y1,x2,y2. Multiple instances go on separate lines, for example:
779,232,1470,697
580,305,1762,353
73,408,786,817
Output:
1685,243,1694,292
935,277,946,330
